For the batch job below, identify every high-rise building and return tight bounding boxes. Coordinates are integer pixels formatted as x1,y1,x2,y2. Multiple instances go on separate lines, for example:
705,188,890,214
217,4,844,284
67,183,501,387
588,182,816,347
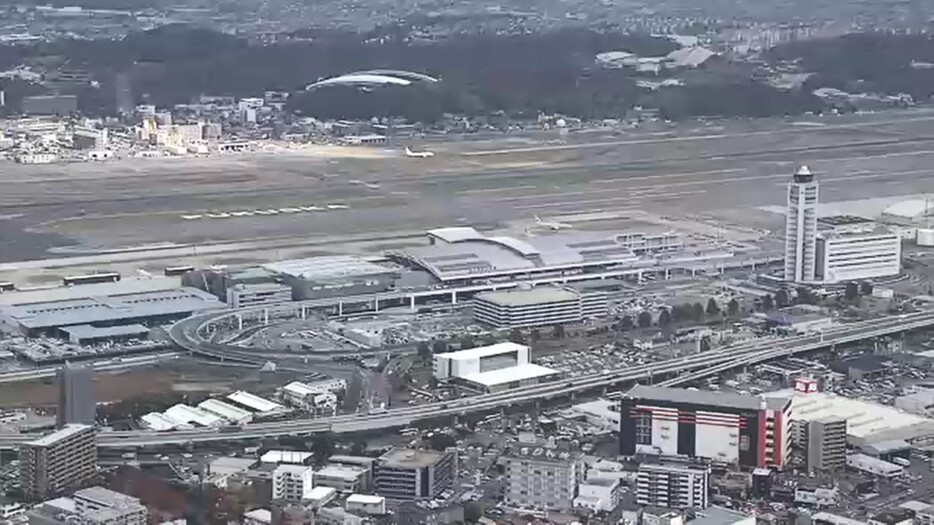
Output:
114,71,134,117
618,385,792,469
20,424,97,500
636,462,710,509
272,465,315,502
784,165,820,283
804,416,847,471
499,447,585,511
373,448,456,501
57,363,95,427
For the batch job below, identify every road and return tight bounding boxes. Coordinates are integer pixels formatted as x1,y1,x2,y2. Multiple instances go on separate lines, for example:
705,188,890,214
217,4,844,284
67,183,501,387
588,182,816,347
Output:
0,309,928,449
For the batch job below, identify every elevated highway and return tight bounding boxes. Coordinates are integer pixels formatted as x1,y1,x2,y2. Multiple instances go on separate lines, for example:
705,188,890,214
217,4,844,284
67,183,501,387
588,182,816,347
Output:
56,310,934,448
0,311,925,451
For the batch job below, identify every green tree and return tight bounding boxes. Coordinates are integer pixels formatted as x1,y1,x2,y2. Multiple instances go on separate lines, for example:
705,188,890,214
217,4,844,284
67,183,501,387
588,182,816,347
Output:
552,324,566,339
311,432,335,465
692,302,705,322
432,340,448,354
459,334,475,350
762,294,775,311
637,310,653,328
464,502,484,523
796,286,813,305
508,328,526,344
775,289,790,308
619,315,634,330
706,298,720,317
658,308,672,327
416,341,431,360
727,298,740,317
860,281,874,296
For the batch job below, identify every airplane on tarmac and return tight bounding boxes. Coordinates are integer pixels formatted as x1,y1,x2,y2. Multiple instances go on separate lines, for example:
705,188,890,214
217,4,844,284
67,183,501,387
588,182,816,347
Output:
405,146,435,158
534,215,572,230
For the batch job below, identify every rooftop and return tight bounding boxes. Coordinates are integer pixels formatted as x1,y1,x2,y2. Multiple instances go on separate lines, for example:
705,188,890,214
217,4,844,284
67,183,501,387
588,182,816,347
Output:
462,363,561,387
435,342,528,361
347,494,385,504
260,450,312,464
0,277,181,306
690,507,754,525
763,390,927,439
27,423,92,447
315,463,368,480
379,448,448,468
476,287,580,307
398,229,645,281
60,323,150,339
818,215,873,227
262,256,396,281
0,286,223,329
227,391,284,413
197,399,252,421
307,486,336,501
74,486,140,508
626,385,789,412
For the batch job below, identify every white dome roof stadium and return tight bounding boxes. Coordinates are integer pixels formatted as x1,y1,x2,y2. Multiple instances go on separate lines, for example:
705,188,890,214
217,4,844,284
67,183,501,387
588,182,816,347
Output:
881,197,934,225
306,70,439,90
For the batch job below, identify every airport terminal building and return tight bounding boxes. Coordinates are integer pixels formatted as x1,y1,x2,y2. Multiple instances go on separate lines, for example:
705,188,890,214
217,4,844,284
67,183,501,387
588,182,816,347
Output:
619,386,792,469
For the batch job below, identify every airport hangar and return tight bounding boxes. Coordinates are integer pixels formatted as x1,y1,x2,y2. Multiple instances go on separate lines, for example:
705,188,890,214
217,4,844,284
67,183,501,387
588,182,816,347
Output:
0,278,224,342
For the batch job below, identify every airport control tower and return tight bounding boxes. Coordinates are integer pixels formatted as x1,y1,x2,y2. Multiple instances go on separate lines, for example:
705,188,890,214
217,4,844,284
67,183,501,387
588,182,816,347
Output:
784,165,819,283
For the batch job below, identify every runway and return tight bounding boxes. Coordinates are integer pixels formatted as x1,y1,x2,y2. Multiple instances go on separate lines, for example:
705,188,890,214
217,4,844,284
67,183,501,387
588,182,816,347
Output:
4,109,934,269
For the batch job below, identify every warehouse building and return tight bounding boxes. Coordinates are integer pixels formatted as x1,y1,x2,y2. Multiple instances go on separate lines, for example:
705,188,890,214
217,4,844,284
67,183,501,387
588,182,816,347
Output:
619,386,792,469
198,399,253,424
0,280,224,338
473,287,583,329
262,256,399,300
226,391,287,415
433,342,530,380
459,364,562,393
815,231,901,283
164,404,225,428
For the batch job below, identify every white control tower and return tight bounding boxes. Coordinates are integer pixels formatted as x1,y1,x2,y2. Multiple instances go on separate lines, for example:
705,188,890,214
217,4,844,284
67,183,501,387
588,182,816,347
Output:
784,165,819,283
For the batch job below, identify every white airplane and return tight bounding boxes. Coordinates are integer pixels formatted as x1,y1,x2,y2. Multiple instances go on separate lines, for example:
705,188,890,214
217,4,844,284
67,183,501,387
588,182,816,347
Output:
205,212,231,219
230,211,254,217
535,215,572,230
180,214,203,220
405,146,435,158
279,207,301,214
300,205,323,212
327,203,349,210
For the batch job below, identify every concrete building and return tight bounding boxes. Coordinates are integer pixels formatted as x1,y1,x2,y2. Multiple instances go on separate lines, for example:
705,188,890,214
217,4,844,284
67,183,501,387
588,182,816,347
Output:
345,494,387,515
636,462,710,509
458,363,562,393
28,487,147,525
20,424,97,500
473,287,583,329
226,283,292,308
281,380,347,410
618,386,792,469
500,446,585,511
164,404,225,428
57,363,94,427
73,486,148,525
262,256,398,300
314,464,369,493
574,477,621,513
815,231,901,283
804,416,847,471
272,465,315,502
784,166,819,283
846,454,904,478
373,448,456,501
433,342,530,380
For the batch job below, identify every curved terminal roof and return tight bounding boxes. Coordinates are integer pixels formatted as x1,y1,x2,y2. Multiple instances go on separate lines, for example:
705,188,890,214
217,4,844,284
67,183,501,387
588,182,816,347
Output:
395,229,673,281
306,70,437,91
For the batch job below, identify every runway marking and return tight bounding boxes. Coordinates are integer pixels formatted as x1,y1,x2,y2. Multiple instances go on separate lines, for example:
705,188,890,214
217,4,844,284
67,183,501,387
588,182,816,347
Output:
590,168,746,185
512,190,707,210
457,185,538,195
461,115,934,156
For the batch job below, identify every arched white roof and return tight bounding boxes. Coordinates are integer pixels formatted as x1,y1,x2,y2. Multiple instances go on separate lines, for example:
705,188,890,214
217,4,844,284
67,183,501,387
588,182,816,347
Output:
883,199,933,219
355,69,439,83
306,74,413,90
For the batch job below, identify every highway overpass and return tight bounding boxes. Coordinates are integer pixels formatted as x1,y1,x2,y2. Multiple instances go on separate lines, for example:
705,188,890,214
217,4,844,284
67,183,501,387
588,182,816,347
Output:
0,309,922,450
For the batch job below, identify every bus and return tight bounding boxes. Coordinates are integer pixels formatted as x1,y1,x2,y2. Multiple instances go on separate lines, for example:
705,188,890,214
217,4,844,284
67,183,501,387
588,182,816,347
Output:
62,272,121,286
164,265,195,276
0,282,14,292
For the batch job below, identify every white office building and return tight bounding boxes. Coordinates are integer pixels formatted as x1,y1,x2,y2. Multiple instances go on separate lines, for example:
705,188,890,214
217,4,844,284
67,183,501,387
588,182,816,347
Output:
272,465,315,502
473,287,583,329
345,494,387,515
636,462,710,509
500,447,585,511
784,166,820,283
574,478,621,513
815,232,901,283
433,342,530,380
